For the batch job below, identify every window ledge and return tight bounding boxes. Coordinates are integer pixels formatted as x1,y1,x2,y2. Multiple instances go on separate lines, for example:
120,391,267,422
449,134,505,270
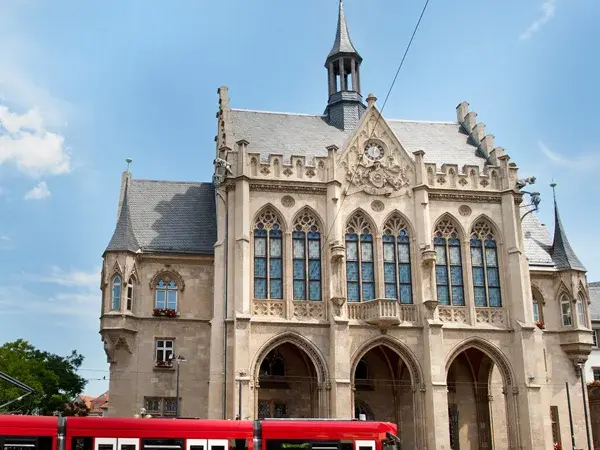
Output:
152,308,180,318
154,363,175,371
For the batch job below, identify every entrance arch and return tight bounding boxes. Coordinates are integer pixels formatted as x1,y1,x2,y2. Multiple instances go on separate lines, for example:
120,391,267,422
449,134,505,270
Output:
252,332,329,418
351,336,425,449
445,338,520,450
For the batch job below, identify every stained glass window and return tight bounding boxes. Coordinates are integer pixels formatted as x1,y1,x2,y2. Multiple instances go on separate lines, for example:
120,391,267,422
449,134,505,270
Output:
111,275,121,310
382,213,413,304
254,208,283,299
155,278,178,310
345,212,375,302
433,218,464,306
292,211,322,301
470,221,502,307
560,294,572,327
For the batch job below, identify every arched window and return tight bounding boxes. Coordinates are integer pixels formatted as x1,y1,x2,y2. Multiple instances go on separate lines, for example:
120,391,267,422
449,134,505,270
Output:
532,287,544,325
577,293,587,328
292,211,322,301
155,279,178,310
126,277,134,311
260,351,286,377
470,221,501,307
382,213,412,304
433,218,464,306
111,275,121,311
560,294,572,327
254,208,283,299
345,212,375,302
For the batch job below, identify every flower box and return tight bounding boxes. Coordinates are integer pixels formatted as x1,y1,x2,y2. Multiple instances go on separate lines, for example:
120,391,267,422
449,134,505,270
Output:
536,321,545,329
153,308,177,318
155,360,174,369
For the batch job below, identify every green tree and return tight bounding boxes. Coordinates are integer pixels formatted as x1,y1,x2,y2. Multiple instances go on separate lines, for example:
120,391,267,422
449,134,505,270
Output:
0,339,88,415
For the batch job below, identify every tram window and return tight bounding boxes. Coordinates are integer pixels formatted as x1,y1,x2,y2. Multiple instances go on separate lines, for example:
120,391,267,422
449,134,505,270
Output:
2,437,53,450
99,445,114,450
142,440,183,450
72,437,93,450
340,443,352,450
121,445,136,450
233,439,247,450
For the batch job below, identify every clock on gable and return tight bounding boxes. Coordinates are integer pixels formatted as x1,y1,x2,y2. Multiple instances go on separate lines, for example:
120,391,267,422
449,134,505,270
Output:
364,141,384,162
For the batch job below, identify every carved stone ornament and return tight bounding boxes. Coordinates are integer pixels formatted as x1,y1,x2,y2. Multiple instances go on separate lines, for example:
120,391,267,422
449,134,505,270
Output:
329,240,345,261
370,200,385,212
281,195,295,208
423,300,438,321
342,139,413,197
458,205,472,217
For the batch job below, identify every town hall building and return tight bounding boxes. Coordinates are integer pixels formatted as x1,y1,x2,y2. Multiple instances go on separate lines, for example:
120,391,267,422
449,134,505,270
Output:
99,2,595,449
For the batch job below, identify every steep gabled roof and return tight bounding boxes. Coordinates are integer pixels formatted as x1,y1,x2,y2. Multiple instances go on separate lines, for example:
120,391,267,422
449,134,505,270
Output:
105,179,216,255
326,0,361,62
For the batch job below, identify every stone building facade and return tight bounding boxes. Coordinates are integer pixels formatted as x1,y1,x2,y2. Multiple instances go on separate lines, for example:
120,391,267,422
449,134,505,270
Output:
99,2,595,449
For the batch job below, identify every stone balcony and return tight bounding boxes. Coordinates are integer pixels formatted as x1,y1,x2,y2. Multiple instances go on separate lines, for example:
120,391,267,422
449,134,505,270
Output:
348,298,418,327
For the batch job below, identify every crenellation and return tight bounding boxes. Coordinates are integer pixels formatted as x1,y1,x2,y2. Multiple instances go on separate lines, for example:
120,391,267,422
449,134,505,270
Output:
423,162,503,191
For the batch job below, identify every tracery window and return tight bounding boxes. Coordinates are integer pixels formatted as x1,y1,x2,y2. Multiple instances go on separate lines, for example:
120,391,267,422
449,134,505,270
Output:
345,212,375,302
470,221,501,307
292,211,322,301
155,278,178,310
254,208,283,299
382,213,412,304
111,275,121,311
560,294,572,327
433,218,464,306
577,293,587,328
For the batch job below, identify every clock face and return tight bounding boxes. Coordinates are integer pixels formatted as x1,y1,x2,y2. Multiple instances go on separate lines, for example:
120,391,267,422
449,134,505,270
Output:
365,142,384,161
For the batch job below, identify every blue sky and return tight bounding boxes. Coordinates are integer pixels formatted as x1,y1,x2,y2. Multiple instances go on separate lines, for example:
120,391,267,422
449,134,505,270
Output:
0,0,598,397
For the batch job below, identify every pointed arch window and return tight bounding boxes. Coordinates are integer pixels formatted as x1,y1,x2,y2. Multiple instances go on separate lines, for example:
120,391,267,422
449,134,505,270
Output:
577,293,587,328
155,279,178,310
254,208,283,299
433,219,464,306
292,211,322,301
382,214,412,304
470,221,502,307
126,277,134,311
532,288,544,325
560,294,572,327
111,275,121,311
345,212,375,302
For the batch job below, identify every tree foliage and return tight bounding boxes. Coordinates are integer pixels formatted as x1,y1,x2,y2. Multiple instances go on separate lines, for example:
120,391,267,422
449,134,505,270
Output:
0,339,88,415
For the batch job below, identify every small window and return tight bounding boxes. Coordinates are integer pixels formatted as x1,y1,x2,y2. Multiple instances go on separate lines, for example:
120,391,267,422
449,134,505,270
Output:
593,329,598,348
593,367,600,381
72,438,93,450
142,440,183,450
155,340,174,364
560,295,572,327
550,406,561,445
143,396,178,417
577,294,587,327
155,279,178,310
126,278,134,311
111,275,121,310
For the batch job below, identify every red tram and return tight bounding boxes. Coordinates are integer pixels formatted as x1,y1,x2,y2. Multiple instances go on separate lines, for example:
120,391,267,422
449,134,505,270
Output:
0,417,401,450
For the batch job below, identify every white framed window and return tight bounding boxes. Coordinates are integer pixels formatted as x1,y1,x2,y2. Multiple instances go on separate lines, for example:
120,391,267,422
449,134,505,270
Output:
593,367,600,381
560,295,572,327
156,339,174,363
126,277,134,311
155,279,178,310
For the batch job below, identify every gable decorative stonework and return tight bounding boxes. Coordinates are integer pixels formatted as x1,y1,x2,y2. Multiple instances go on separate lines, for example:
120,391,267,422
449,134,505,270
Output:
339,108,415,198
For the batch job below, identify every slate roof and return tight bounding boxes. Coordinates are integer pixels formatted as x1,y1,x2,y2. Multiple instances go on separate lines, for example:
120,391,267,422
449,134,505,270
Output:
230,109,487,170
522,212,555,267
105,179,216,255
589,282,600,321
551,197,586,271
327,0,361,61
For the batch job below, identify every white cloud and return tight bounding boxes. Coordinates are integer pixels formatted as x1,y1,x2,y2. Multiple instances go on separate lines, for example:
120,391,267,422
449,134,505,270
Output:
538,140,598,170
39,265,100,287
0,106,71,177
24,180,51,200
0,234,11,251
519,0,557,40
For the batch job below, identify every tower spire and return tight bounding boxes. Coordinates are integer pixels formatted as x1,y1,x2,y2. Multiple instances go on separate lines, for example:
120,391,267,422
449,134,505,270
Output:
550,182,585,271
324,0,366,131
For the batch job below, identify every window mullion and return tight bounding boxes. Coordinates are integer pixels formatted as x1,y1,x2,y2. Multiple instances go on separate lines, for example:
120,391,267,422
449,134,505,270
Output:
445,241,453,305
358,235,363,302
266,234,270,299
481,242,490,307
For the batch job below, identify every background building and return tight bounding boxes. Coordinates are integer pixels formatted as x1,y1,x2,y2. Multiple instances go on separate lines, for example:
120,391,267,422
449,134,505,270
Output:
585,282,600,381
99,2,594,449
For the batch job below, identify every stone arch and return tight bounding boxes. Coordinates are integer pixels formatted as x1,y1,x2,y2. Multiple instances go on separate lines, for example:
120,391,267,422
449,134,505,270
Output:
291,205,325,233
556,280,573,303
253,203,288,232
531,284,545,305
577,280,589,302
351,335,424,387
380,209,415,239
149,269,185,292
432,212,467,241
468,213,504,245
345,207,377,235
110,259,123,280
252,331,329,386
445,337,515,387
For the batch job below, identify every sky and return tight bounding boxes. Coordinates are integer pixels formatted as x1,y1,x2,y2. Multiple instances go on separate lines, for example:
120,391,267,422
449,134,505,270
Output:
0,0,598,397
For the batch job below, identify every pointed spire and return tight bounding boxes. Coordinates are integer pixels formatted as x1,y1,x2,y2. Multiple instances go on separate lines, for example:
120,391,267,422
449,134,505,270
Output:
326,0,361,63
106,174,139,253
550,182,586,271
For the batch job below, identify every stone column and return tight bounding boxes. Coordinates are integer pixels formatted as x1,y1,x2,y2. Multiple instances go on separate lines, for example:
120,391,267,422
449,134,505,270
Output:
328,61,336,96
350,59,356,92
339,58,346,91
